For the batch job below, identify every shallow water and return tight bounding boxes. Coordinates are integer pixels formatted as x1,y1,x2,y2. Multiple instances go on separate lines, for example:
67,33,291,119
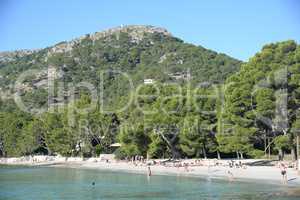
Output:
0,166,298,200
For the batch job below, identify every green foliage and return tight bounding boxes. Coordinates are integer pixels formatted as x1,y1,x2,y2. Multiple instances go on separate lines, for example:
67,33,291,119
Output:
114,148,127,160
147,132,168,158
118,123,149,157
0,27,299,160
0,111,31,156
221,40,300,159
248,149,264,159
95,144,102,157
274,135,290,152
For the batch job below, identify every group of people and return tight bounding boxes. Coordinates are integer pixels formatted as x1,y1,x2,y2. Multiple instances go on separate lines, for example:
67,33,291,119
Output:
124,155,146,166
228,160,247,169
122,157,294,185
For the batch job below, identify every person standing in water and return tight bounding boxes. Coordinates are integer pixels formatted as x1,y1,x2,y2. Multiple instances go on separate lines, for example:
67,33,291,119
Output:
227,170,234,182
147,166,152,176
280,163,287,185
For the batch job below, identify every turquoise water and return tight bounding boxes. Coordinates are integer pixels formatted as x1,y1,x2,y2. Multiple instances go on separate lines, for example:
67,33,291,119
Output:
0,166,298,200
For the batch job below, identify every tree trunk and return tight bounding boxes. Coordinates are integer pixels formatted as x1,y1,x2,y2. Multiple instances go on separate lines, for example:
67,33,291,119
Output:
157,130,180,159
297,135,299,160
240,152,244,159
268,137,271,159
264,134,267,157
170,146,180,159
217,150,221,160
236,151,240,159
196,149,201,158
291,147,296,161
202,147,207,159
47,147,52,156
278,149,283,161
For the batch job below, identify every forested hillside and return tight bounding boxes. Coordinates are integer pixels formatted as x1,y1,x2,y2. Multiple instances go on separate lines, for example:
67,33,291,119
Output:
1,26,298,160
0,25,240,112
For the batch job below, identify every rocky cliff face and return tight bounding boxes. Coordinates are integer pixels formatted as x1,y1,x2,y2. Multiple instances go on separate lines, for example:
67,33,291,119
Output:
1,25,172,61
0,50,39,63
48,25,172,55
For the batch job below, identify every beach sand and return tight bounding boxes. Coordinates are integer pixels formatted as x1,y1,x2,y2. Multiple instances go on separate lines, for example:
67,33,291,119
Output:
53,161,300,186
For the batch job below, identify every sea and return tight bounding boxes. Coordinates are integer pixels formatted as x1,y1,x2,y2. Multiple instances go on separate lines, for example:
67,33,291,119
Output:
0,166,299,200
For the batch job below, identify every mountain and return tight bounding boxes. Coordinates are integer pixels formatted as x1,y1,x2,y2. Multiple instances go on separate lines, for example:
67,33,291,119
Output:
1,25,298,159
0,25,241,111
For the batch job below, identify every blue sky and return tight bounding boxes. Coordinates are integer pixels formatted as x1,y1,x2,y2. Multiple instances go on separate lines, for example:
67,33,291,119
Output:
0,0,299,61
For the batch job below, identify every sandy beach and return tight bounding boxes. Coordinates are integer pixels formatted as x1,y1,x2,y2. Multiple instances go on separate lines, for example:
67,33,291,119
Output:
1,156,300,186
54,161,300,186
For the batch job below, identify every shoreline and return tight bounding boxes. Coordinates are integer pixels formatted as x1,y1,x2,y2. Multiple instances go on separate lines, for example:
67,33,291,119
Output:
1,156,300,186
50,161,300,186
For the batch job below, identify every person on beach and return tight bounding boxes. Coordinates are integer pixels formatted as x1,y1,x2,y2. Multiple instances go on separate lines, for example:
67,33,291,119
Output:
184,163,189,172
229,160,234,168
280,163,287,184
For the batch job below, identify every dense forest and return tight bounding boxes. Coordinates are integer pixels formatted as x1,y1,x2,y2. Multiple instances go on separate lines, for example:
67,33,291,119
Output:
0,26,299,160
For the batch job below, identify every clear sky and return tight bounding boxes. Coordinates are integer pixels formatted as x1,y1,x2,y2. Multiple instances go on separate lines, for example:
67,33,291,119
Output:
0,0,299,61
